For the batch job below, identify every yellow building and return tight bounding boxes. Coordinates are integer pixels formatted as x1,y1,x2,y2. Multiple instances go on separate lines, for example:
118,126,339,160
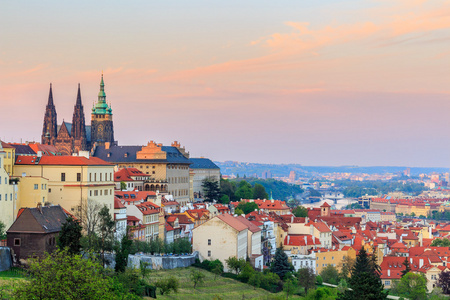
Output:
313,248,356,275
0,142,15,176
14,176,49,217
0,144,18,229
13,154,114,215
93,141,192,205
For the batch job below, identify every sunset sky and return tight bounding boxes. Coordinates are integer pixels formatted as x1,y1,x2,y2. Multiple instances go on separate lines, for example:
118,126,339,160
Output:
1,0,450,167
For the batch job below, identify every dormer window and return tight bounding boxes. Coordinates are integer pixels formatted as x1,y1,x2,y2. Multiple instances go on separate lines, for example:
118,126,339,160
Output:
124,153,128,158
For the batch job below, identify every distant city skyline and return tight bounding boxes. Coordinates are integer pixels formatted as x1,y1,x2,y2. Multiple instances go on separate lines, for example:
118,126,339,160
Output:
1,1,450,167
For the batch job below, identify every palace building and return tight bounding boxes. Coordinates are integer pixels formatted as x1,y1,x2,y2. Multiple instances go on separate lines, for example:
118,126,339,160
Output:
41,74,115,155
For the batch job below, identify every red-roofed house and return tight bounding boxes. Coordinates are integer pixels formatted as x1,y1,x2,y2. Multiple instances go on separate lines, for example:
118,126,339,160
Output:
114,168,151,191
114,198,127,240
13,154,114,216
127,201,163,242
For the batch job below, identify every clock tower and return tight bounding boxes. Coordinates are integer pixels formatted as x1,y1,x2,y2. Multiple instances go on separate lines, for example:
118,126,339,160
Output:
91,73,115,147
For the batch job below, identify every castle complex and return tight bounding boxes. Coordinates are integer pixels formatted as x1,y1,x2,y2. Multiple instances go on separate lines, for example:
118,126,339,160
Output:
41,74,115,155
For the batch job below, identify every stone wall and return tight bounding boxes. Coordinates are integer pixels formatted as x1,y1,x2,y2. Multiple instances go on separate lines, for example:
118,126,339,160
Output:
103,252,198,270
0,247,12,272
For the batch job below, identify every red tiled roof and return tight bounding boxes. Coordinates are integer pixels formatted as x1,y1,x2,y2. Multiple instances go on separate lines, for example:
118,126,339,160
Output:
114,198,126,209
114,168,151,182
236,216,262,233
312,222,331,233
217,214,248,232
15,155,111,166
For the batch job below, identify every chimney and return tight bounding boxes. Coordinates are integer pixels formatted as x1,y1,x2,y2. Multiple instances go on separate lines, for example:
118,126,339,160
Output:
304,236,307,245
287,235,290,245
419,259,424,268
388,269,390,277
105,142,110,150
37,203,43,214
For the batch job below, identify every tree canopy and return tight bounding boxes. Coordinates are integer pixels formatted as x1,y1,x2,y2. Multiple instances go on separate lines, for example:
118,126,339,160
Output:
57,216,82,255
236,201,259,215
431,238,450,247
292,206,308,218
270,247,294,280
394,272,427,300
202,177,220,202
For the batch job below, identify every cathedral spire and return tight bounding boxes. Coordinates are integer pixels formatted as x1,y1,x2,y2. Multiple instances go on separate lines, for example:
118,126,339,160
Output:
76,83,82,106
48,83,54,106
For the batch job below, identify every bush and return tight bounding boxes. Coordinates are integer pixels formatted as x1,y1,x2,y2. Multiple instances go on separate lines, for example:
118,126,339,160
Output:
155,276,179,295
316,275,323,285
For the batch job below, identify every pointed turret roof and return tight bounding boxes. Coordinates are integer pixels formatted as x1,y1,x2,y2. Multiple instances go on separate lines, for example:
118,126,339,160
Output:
76,83,82,106
92,73,112,115
47,83,54,106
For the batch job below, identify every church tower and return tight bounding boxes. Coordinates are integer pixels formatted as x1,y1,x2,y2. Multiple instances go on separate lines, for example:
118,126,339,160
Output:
71,84,88,152
91,74,115,147
42,83,58,145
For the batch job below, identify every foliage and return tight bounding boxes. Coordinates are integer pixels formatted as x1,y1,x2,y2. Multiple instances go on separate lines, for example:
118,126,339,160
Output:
98,205,115,267
120,181,127,191
225,257,247,275
238,263,255,282
270,247,294,280
401,257,411,277
220,179,238,202
337,247,387,300
0,221,6,240
115,234,132,273
113,269,156,298
334,179,426,198
202,177,221,202
283,278,297,299
155,276,179,295
219,195,230,204
235,180,253,200
139,260,151,279
305,287,337,300
297,267,316,294
253,183,269,200
236,201,259,215
431,238,450,247
129,237,191,255
337,279,348,294
235,178,304,201
292,206,308,218
235,208,244,215
338,256,355,280
57,216,82,255
77,200,102,251
437,270,450,294
190,268,206,289
320,264,339,285
316,274,323,285
394,272,427,300
13,249,119,300
248,272,263,290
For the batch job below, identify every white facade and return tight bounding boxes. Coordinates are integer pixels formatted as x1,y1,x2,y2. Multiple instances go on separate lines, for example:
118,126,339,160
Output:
289,253,317,273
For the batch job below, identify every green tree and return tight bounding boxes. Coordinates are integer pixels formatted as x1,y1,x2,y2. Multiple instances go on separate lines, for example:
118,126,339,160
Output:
234,208,244,215
190,269,206,289
202,177,220,202
320,264,339,285
212,263,223,280
13,249,118,300
155,276,179,295
401,257,411,278
297,267,316,294
283,278,297,300
431,238,450,247
395,272,427,300
220,179,237,202
225,257,246,274
139,261,151,279
270,247,294,280
219,195,230,204
338,256,355,280
292,206,308,218
120,181,127,191
437,270,450,294
253,183,269,200
99,205,115,267
337,247,387,300
57,216,82,255
115,234,132,273
337,279,348,294
236,201,259,215
0,221,6,240
248,272,263,290
235,180,253,200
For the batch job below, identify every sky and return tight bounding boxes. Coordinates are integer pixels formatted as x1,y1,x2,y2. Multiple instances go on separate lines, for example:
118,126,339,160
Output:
1,0,450,167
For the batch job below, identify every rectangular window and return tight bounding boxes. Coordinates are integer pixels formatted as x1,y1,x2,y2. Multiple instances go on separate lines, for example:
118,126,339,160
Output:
90,190,92,196
0,194,2,200
77,173,81,182
34,184,38,190
49,188,51,193
208,250,211,257
100,190,102,196
10,194,12,201
94,173,97,181
94,190,98,196
89,173,92,182
61,173,65,182
100,173,102,181
104,189,108,195
14,238,21,246
208,239,211,245
385,281,390,286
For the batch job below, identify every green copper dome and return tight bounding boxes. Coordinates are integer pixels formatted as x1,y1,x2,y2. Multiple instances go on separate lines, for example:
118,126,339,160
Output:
92,73,112,115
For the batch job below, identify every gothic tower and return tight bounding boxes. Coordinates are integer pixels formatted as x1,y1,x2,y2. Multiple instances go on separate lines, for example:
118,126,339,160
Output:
91,74,115,147
42,83,58,145
71,84,88,152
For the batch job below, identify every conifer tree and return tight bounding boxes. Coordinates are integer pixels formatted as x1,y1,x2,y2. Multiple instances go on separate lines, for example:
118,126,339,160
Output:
270,247,294,280
401,257,411,278
57,216,82,255
337,247,388,300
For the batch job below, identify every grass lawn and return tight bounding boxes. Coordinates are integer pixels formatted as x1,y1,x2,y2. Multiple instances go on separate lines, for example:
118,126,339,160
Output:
146,267,300,300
